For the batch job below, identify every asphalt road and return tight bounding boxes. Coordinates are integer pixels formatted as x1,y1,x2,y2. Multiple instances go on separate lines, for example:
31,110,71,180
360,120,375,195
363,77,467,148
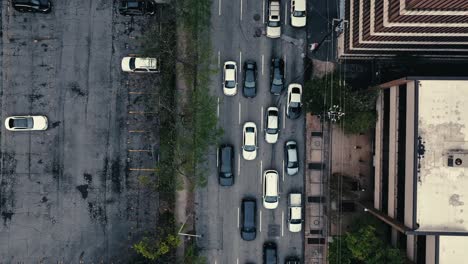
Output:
196,0,306,263
0,1,159,262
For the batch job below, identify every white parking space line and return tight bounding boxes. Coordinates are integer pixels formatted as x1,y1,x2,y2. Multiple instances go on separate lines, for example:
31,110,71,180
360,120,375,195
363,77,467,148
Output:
261,106,264,131
282,160,285,181
239,102,242,124
260,160,263,182
218,0,222,16
281,210,284,237
259,210,262,232
237,207,240,228
218,51,221,68
262,0,265,23
240,0,243,20
217,97,220,117
283,105,286,128
217,148,219,167
238,154,241,176
284,4,288,25
239,51,242,73
261,55,265,75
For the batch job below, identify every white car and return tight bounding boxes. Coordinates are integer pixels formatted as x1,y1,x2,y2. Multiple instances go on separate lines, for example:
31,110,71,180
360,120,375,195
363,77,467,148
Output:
121,56,160,72
290,0,306,27
265,107,279,144
242,122,257,160
4,115,48,131
266,0,281,38
263,170,279,209
288,193,303,232
286,83,303,119
223,61,238,96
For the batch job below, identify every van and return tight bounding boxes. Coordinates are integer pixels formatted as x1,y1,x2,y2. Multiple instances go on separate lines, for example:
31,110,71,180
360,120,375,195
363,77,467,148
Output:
241,198,257,241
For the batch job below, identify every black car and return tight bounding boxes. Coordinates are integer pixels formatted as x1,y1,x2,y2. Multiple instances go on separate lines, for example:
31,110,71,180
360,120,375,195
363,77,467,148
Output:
218,144,234,186
12,0,52,13
243,60,257,98
119,0,156,16
263,242,278,264
241,198,257,241
270,58,284,95
285,256,301,264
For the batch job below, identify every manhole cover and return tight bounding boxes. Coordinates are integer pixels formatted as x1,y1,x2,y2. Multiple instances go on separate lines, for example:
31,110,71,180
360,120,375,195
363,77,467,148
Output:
253,14,260,21
254,28,262,37
268,224,280,237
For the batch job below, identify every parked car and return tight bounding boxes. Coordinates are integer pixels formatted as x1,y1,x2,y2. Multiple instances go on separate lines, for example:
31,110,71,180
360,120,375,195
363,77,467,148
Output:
241,198,257,241
12,0,52,13
265,107,279,144
263,242,278,264
290,0,306,27
270,58,285,95
243,60,257,98
121,57,160,72
223,61,238,96
4,115,48,131
218,144,234,186
266,0,281,38
242,122,257,160
118,0,156,16
284,140,299,175
286,83,302,119
285,256,301,264
287,193,303,232
263,170,279,209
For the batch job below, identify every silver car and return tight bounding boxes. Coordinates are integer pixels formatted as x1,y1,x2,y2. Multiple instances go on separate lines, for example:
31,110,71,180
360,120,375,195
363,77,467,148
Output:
284,140,299,175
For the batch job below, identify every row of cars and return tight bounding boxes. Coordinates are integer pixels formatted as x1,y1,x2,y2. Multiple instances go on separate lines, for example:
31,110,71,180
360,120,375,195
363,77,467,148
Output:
266,0,307,38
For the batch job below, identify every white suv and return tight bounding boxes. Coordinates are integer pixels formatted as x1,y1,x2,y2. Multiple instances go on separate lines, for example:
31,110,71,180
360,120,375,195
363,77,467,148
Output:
265,107,279,144
266,0,281,38
223,61,238,96
263,170,279,209
121,57,159,72
242,122,257,160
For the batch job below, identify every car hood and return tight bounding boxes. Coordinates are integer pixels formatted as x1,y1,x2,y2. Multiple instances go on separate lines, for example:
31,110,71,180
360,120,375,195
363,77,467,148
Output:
266,26,281,38
270,83,283,94
287,167,299,176
263,200,279,209
219,174,234,186
242,149,257,160
243,86,256,97
291,17,306,27
288,222,302,232
265,133,278,144
241,229,256,241
288,106,302,119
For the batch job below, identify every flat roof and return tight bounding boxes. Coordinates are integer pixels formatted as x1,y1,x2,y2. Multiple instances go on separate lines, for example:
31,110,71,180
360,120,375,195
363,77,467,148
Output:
439,236,468,263
416,80,468,232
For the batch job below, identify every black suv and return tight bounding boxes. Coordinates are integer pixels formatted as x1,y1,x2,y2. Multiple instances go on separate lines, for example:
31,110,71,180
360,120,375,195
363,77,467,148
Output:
119,0,156,16
218,144,234,186
12,0,52,13
263,242,278,264
241,198,256,241
270,58,284,95
243,60,257,98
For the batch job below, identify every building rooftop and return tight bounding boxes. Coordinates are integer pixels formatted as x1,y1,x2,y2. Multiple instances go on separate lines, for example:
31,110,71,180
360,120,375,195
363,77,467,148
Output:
416,80,468,232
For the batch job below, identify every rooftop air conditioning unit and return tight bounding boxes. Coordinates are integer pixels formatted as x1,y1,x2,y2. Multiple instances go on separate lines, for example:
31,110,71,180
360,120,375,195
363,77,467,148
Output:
447,153,468,168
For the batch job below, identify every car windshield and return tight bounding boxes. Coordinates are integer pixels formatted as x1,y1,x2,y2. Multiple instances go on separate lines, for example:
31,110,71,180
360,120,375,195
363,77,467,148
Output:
268,21,280,27
265,196,278,203
293,11,306,17
267,128,278,134
225,80,236,88
290,102,300,108
288,161,298,168
244,145,255,152
290,219,302,224
129,58,136,70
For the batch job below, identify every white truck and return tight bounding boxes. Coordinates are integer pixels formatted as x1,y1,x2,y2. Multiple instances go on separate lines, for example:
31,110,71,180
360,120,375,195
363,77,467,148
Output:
287,192,303,232
266,0,281,38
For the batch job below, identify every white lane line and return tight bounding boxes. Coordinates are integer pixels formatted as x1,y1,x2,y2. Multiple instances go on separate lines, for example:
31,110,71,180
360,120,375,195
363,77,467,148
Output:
218,51,221,68
262,0,265,23
239,51,242,73
281,211,284,237
217,97,220,117
218,0,222,16
238,154,241,176
237,258,239,264
284,4,288,25
261,55,264,75
260,160,263,182
217,147,219,167
259,210,262,232
283,55,287,79
282,160,285,181
237,207,240,228
283,105,286,128
261,106,264,131
239,102,241,124
240,0,243,20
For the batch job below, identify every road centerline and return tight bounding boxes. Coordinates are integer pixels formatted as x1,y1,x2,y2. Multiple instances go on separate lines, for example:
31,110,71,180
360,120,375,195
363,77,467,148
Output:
261,106,264,131
218,0,222,16
238,102,241,124
261,55,265,75
281,210,284,236
240,0,243,20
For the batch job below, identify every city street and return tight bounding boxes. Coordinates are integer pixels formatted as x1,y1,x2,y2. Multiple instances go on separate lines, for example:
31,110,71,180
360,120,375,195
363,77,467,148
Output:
195,0,307,263
0,1,159,262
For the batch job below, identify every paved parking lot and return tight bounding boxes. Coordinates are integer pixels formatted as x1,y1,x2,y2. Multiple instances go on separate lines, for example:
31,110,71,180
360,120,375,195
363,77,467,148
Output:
0,1,159,262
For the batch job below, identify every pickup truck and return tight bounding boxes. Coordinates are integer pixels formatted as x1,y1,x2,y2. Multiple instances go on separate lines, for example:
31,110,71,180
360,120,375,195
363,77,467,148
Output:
266,0,281,38
287,192,303,232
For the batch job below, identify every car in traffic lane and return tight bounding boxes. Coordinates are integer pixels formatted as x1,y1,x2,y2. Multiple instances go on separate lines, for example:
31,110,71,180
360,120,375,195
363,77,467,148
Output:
263,242,278,264
240,198,257,241
223,61,238,96
242,122,257,160
285,140,299,175
270,58,285,95
4,115,48,131
218,144,234,186
263,170,279,209
243,60,257,98
266,0,281,38
290,0,306,27
286,83,303,119
265,107,279,144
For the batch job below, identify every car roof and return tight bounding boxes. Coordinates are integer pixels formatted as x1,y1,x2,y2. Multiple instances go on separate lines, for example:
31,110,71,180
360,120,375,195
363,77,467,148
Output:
264,171,278,195
225,64,236,80
242,199,256,226
267,109,278,129
287,146,298,161
293,0,306,10
134,57,157,69
290,207,301,219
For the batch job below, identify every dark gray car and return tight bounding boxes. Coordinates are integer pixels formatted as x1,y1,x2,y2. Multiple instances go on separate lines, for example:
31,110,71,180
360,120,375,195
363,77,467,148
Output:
119,0,155,16
218,144,234,186
241,198,256,241
263,242,277,264
270,58,284,95
12,0,52,13
243,60,257,98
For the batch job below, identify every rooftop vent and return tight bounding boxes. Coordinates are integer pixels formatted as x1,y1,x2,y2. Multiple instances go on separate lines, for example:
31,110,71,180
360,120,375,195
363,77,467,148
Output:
447,152,468,168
